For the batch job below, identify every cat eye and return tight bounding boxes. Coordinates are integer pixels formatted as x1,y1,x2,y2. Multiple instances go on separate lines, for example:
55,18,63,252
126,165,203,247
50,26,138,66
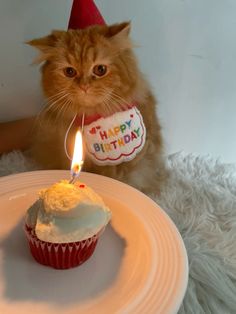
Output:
63,67,77,78
93,65,107,77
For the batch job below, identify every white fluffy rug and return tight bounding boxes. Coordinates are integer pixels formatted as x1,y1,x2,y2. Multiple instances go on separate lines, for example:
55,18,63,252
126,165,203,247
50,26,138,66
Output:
1,151,236,313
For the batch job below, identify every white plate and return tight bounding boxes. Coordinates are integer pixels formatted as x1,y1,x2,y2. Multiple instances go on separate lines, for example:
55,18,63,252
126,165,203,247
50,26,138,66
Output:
0,170,188,314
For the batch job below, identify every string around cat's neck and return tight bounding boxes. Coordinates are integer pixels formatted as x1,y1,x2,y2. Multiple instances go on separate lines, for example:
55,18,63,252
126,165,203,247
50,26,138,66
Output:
64,113,85,160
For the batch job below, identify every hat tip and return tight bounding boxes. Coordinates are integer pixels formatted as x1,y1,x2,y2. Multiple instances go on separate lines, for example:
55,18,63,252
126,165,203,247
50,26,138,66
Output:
68,0,106,30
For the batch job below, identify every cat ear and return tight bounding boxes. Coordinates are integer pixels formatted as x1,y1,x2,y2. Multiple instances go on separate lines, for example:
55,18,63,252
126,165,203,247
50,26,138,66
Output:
106,22,131,38
106,22,132,51
26,30,64,63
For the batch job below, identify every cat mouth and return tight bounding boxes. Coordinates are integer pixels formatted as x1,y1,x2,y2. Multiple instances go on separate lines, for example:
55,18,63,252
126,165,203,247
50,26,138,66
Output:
73,92,106,107
71,91,129,117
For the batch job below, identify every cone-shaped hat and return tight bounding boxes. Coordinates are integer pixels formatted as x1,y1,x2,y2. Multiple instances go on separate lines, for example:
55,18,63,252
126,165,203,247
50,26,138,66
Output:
68,0,106,30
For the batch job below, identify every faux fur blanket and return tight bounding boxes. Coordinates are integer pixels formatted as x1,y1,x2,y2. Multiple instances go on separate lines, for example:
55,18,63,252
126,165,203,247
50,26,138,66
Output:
0,151,236,313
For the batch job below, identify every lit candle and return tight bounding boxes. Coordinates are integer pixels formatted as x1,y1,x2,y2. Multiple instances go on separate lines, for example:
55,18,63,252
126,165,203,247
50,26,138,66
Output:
69,130,84,184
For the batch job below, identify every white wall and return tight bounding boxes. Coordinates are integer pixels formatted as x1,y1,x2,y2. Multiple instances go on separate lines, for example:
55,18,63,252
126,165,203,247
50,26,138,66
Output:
0,0,72,122
0,0,235,162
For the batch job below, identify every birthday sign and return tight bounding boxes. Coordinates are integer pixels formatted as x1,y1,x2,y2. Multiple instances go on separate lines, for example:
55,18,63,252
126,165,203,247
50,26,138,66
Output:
84,107,146,166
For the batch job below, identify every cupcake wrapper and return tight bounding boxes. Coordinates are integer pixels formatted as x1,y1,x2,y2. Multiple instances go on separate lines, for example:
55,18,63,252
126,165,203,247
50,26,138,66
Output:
24,225,99,269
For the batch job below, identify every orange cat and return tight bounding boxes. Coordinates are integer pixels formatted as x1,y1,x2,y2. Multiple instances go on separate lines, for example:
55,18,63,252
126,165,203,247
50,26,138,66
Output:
27,22,166,193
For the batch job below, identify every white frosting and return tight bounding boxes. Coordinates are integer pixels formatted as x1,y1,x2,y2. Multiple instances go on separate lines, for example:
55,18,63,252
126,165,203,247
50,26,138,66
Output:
26,180,111,243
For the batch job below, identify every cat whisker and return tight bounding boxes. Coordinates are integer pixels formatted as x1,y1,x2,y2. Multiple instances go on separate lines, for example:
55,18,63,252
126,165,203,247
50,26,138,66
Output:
43,93,70,115
35,90,69,123
109,92,131,108
103,97,120,116
41,90,70,111
55,99,72,125
102,100,113,116
110,94,132,112
37,93,70,127
95,89,125,115
54,101,67,124
96,92,111,116
46,89,68,101
95,90,115,116
100,90,126,113
61,99,72,118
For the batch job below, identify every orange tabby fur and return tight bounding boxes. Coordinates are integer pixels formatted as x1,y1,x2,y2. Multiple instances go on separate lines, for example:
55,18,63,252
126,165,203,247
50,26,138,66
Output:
27,22,166,193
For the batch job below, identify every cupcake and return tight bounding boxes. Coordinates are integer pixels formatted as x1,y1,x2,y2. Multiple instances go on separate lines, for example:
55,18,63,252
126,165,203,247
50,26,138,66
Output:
24,180,111,269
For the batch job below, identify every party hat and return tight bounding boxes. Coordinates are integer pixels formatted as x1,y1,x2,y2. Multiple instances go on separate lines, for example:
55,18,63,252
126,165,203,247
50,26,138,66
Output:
68,0,106,30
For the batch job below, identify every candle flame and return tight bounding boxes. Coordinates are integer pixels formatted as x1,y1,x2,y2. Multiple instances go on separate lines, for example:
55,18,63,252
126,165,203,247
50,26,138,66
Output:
71,130,83,176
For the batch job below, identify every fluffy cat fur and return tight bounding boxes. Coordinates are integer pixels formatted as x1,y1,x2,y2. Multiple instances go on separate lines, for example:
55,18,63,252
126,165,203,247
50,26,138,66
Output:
27,22,166,194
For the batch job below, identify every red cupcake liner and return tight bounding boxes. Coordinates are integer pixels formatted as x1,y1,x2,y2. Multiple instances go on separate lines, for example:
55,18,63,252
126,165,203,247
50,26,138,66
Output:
24,224,99,269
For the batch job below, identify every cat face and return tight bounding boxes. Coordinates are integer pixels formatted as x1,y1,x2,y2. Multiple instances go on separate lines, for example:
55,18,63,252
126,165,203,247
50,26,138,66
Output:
28,22,139,117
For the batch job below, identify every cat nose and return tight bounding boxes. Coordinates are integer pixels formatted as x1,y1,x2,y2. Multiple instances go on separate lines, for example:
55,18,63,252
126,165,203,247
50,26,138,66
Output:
79,84,89,93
